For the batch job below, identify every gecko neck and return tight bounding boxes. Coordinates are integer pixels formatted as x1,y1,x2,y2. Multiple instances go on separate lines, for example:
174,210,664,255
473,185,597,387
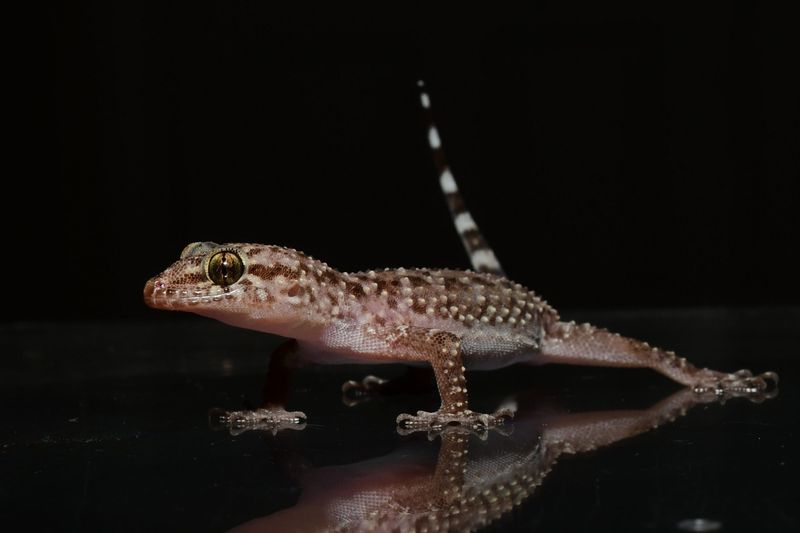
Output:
207,310,328,341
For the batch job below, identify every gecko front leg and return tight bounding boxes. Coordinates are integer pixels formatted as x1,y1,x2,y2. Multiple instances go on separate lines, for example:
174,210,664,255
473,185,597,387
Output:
211,340,307,435
395,329,514,431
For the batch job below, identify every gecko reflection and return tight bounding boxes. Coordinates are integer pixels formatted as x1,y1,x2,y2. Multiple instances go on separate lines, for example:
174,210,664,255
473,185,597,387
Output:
223,386,775,533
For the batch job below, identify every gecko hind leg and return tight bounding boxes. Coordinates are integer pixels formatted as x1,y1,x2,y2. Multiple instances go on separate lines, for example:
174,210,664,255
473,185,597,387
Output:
210,340,307,435
540,321,779,400
395,330,515,433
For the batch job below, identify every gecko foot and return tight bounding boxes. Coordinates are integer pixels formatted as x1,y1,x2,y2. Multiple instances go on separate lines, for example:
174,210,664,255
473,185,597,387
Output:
341,375,389,406
396,407,514,435
692,369,779,402
209,407,307,436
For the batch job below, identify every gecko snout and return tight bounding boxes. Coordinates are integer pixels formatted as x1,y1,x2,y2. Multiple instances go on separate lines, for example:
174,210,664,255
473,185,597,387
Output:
143,277,161,306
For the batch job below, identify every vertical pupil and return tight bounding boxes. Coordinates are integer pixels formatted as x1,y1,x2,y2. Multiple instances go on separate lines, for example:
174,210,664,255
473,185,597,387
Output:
221,255,229,279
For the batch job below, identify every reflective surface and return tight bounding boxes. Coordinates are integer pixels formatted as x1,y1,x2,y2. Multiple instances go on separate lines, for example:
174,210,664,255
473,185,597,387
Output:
2,308,797,532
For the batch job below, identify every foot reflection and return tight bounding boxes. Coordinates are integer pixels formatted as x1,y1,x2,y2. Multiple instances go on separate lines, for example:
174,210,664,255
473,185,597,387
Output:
226,386,776,532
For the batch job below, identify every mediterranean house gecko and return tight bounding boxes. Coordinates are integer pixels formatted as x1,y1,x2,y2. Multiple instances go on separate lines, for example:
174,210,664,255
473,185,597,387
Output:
144,80,777,431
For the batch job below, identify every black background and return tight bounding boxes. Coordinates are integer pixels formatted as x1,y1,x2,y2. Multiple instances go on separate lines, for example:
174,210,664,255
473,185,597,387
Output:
4,8,798,532
10,3,799,321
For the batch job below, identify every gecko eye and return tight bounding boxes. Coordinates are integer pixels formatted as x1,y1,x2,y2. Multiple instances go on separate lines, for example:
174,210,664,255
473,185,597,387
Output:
207,251,244,286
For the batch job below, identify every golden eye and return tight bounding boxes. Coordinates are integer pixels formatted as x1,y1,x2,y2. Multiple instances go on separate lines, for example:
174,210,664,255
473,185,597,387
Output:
207,251,244,286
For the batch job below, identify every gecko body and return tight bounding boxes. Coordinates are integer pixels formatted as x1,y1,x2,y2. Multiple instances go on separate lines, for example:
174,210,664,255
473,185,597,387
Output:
144,81,777,430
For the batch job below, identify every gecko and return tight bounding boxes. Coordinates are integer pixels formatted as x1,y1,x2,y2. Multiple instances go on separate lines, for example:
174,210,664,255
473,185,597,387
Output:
144,80,777,431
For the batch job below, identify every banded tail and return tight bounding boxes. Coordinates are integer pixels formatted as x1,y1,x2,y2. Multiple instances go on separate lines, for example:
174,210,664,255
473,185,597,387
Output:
416,80,506,277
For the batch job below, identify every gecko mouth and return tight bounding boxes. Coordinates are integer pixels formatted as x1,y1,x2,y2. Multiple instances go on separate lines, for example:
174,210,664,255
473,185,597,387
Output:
143,278,245,308
143,278,156,299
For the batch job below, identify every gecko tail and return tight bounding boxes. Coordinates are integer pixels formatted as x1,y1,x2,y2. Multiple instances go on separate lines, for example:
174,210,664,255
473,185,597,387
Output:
416,79,506,277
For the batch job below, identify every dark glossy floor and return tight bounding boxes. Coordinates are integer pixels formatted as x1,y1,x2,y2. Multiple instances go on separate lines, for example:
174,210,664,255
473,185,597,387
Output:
2,307,797,532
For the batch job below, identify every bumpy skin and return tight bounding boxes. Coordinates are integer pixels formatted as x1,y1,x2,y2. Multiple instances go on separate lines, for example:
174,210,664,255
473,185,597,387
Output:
144,242,777,430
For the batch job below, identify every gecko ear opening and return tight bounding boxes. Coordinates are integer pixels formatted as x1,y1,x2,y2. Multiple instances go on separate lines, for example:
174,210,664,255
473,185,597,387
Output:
287,283,304,297
180,242,219,259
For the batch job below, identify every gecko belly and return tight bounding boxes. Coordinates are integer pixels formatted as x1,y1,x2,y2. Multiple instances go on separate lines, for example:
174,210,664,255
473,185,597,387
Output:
312,320,541,369
461,331,541,370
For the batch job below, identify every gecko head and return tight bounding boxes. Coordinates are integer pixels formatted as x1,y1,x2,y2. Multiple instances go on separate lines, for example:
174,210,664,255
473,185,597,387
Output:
144,242,321,335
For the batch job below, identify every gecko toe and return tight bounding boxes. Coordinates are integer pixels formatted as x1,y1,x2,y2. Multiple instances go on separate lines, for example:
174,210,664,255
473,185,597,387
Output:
396,408,514,436
692,368,780,402
209,407,307,435
342,375,389,395
341,375,390,406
